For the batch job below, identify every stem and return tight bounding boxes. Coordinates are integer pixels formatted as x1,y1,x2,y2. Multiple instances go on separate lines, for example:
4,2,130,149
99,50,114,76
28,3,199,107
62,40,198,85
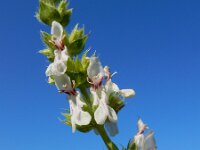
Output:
96,125,118,150
79,85,92,106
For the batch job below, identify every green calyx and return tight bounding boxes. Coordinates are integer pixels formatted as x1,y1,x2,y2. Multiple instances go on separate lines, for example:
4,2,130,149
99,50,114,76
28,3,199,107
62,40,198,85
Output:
36,0,72,27
67,24,88,56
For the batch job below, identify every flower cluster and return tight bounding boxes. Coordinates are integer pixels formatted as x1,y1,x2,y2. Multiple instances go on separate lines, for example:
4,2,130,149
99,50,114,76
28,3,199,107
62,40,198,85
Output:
36,0,156,149
42,20,135,134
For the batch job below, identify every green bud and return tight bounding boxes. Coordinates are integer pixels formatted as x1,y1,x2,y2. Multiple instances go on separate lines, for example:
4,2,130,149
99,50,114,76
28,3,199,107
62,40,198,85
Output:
37,0,61,26
67,25,88,55
36,0,72,27
109,94,125,113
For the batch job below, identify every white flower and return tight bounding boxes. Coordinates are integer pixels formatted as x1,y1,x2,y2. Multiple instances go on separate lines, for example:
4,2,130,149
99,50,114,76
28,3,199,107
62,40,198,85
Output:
53,74,74,94
68,92,92,132
87,56,104,89
46,47,69,77
51,21,65,50
104,66,135,98
91,90,117,125
133,118,156,150
105,79,135,98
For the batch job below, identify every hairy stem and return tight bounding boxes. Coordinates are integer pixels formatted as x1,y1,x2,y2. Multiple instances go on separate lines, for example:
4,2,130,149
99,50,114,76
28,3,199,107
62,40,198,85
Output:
79,85,92,106
96,125,118,150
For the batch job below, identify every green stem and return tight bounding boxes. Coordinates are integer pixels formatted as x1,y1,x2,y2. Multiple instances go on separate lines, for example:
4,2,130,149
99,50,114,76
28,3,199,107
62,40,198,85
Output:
96,125,118,150
79,85,92,106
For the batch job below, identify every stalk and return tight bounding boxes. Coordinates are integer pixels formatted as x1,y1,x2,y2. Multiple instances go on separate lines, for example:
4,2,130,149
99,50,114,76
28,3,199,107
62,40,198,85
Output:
96,125,118,150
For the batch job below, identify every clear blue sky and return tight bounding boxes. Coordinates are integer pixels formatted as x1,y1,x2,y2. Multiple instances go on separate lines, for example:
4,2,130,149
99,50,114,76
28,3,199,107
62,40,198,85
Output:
0,0,200,149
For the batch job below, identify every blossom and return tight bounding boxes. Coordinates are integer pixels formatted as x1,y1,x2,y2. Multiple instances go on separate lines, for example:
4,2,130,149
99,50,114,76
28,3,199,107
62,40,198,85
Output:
104,67,135,98
68,91,92,132
87,56,104,89
91,90,117,125
46,47,68,76
50,21,65,50
132,118,156,150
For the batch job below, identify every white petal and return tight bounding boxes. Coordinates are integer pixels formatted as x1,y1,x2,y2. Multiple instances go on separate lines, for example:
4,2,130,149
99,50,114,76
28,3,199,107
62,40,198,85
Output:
134,134,145,150
138,118,148,133
87,56,104,79
107,106,117,123
100,90,109,104
75,91,86,107
45,63,55,76
75,110,91,126
53,60,67,75
144,131,156,150
90,88,99,106
61,47,69,62
71,118,76,133
54,74,71,91
54,48,69,62
51,21,63,39
69,101,77,133
105,80,119,95
94,103,107,125
120,89,135,98
105,122,119,137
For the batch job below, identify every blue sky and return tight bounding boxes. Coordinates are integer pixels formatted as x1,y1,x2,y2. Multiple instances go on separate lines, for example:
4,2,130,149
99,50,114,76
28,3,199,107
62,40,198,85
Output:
0,0,200,149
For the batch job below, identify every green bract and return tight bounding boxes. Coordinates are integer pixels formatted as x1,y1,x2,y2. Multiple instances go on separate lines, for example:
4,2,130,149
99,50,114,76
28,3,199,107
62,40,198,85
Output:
36,0,72,26
68,25,88,56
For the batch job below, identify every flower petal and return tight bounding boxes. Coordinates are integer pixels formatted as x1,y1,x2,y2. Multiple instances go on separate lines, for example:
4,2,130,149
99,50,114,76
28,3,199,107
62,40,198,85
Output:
137,118,148,134
120,89,135,98
144,131,156,150
75,110,91,126
87,56,104,79
94,103,107,125
54,74,71,91
105,122,119,137
134,134,145,150
51,21,63,39
46,63,55,76
90,88,99,106
107,106,117,123
105,80,119,95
